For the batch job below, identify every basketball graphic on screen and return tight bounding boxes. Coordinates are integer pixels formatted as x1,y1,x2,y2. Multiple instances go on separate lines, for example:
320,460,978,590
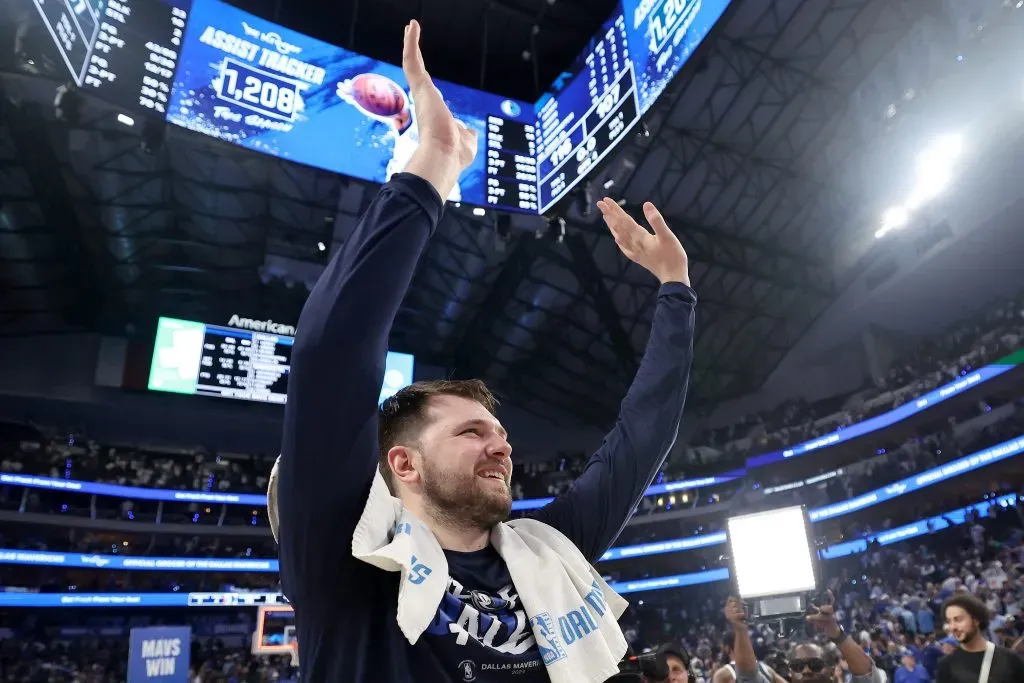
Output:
351,74,408,118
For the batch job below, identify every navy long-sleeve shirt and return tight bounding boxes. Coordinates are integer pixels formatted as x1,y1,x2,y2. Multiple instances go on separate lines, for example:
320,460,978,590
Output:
276,173,696,683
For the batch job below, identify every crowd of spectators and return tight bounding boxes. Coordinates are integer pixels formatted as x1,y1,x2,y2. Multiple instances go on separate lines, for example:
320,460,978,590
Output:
690,290,1024,468
0,636,297,682
618,498,1024,683
0,492,1020,681
2,388,1021,528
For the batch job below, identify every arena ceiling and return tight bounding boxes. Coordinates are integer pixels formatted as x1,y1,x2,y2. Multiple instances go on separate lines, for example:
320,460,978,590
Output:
0,0,961,427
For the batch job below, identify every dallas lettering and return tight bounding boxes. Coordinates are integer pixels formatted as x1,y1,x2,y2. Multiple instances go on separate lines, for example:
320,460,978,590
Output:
140,637,181,677
428,581,535,655
557,583,609,647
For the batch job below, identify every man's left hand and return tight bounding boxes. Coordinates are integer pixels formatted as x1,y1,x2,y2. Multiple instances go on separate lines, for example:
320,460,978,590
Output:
597,198,690,286
806,590,843,640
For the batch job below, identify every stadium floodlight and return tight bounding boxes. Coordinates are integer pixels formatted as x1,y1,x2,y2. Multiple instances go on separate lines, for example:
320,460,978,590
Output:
908,133,962,206
875,133,963,239
726,505,819,621
875,205,910,238
918,133,963,169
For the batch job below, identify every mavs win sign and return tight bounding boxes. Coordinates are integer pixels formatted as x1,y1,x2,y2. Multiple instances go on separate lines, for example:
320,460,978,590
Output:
128,626,191,682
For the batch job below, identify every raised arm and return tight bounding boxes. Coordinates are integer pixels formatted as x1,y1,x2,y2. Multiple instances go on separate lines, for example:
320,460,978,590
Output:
276,20,477,602
530,200,695,561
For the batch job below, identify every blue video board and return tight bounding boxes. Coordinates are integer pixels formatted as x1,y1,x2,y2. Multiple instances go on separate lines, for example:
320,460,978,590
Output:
621,0,733,112
534,0,732,212
166,0,538,211
28,0,733,214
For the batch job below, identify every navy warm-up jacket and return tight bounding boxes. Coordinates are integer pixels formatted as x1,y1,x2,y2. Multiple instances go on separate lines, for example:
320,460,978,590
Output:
276,172,696,682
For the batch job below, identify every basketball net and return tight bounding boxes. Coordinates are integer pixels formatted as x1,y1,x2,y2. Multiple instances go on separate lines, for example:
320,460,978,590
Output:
289,641,299,668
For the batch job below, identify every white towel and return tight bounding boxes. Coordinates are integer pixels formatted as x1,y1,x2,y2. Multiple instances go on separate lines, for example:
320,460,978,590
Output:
350,470,630,683
268,460,629,682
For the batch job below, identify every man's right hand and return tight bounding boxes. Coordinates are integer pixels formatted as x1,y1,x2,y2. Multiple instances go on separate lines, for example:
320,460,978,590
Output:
725,596,748,626
402,20,478,198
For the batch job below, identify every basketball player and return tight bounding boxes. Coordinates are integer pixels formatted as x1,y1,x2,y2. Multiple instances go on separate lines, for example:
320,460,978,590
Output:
275,20,695,683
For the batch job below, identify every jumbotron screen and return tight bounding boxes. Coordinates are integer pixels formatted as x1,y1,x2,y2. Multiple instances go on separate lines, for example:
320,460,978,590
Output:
27,0,732,213
147,315,414,405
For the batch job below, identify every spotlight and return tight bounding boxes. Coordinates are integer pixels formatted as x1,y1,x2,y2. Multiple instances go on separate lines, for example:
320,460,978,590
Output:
876,206,910,239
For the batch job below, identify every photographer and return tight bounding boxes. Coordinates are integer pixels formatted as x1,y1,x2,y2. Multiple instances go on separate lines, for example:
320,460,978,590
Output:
789,591,885,683
713,597,785,683
608,643,692,683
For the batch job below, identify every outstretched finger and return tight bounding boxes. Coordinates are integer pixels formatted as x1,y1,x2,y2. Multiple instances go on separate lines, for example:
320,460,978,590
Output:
596,199,623,239
643,202,671,237
600,198,644,238
599,197,637,227
402,20,430,92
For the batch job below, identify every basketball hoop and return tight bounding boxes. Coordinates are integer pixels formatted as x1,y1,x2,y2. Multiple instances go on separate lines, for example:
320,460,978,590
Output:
289,640,299,668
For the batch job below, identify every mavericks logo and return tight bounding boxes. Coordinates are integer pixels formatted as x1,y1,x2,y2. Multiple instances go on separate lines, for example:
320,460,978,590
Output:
469,590,508,613
227,315,296,337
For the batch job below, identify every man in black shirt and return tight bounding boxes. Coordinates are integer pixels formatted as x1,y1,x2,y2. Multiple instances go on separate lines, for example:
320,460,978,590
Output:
936,592,1024,683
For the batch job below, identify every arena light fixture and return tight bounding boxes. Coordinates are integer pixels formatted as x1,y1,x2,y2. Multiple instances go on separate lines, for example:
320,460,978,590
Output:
726,505,819,620
875,132,963,239
875,205,910,239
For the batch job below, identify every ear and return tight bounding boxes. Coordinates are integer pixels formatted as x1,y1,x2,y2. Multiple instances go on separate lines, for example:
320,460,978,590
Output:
387,445,421,487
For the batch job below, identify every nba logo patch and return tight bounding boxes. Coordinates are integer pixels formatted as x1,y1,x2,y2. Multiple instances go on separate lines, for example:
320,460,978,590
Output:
529,612,566,666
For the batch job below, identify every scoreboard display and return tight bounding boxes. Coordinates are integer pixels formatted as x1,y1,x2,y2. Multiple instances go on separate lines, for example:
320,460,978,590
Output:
30,0,190,117
535,14,641,213
147,316,414,406
83,0,189,116
28,0,733,214
31,0,105,85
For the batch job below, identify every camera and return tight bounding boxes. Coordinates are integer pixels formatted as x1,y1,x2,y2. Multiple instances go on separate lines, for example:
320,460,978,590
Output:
606,644,689,683
605,652,668,683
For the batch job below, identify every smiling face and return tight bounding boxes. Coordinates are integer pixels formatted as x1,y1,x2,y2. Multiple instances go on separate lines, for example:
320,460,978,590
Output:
945,605,981,645
394,393,513,531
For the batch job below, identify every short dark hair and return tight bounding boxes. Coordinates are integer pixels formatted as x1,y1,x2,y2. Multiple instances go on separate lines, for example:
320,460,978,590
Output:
378,379,498,492
942,592,990,632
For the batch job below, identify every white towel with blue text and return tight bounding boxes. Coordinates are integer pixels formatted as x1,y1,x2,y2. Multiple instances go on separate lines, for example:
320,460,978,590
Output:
350,470,630,683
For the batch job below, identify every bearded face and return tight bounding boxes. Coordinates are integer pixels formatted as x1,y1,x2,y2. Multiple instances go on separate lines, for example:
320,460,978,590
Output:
420,447,512,530
410,394,513,532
